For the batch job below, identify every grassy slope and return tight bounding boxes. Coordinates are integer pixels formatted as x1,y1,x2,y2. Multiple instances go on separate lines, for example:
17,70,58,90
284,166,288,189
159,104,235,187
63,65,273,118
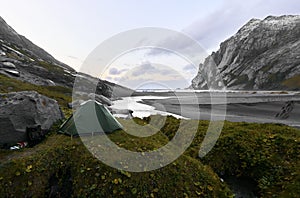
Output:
0,74,299,197
0,116,299,197
0,74,72,116
0,121,231,197
147,116,300,197
184,121,300,197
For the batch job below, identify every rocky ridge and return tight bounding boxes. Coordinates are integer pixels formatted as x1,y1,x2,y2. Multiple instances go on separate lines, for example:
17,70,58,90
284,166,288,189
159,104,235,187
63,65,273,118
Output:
191,15,300,90
0,16,73,71
0,16,131,98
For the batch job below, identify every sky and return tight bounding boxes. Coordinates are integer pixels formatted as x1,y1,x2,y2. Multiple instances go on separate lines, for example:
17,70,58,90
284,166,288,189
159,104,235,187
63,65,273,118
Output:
0,0,299,89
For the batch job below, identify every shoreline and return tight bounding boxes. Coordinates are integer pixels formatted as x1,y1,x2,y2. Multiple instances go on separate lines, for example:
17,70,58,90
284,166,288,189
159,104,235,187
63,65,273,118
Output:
137,93,300,128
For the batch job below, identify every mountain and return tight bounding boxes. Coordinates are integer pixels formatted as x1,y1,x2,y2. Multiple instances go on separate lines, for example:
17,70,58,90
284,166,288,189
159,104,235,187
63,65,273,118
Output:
0,16,131,97
0,17,73,71
191,15,300,90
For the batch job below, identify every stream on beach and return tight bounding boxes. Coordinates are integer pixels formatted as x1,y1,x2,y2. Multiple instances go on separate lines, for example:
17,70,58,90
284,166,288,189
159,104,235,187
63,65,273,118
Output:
111,91,300,128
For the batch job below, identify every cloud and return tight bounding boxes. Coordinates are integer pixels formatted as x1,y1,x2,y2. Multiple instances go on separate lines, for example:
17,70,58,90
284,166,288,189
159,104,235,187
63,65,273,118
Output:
105,76,112,81
67,55,79,60
130,62,183,80
104,0,300,89
147,0,300,59
113,76,121,82
108,67,128,75
184,0,300,51
109,67,121,75
146,32,209,64
109,62,190,89
131,62,157,76
183,64,197,72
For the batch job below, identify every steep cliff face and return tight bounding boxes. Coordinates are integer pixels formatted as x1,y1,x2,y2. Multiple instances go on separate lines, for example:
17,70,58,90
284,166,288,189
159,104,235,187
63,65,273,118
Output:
0,16,131,98
191,15,300,90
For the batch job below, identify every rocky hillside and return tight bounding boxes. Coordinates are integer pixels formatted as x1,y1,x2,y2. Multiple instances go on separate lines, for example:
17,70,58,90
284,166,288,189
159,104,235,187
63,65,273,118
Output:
0,16,131,98
191,15,300,90
0,17,73,71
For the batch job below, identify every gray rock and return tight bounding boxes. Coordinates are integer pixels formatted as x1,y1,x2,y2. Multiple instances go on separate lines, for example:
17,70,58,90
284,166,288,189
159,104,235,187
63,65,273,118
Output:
0,91,64,144
191,15,300,90
0,61,20,76
2,61,16,69
88,93,112,106
0,49,5,56
0,69,20,77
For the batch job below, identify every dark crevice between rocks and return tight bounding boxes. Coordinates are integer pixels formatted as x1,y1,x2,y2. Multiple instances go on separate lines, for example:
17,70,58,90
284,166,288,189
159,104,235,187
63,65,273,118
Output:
222,175,259,198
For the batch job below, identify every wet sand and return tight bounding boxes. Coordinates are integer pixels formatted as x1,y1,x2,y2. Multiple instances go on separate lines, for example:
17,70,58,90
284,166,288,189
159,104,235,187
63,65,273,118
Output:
139,91,300,128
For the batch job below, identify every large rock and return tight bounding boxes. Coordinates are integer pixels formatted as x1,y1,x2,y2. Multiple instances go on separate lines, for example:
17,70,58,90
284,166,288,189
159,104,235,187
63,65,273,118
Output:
191,15,300,90
0,91,64,145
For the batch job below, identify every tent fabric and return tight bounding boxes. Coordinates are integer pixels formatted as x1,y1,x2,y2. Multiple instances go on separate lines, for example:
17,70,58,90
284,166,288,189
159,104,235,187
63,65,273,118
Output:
59,100,122,136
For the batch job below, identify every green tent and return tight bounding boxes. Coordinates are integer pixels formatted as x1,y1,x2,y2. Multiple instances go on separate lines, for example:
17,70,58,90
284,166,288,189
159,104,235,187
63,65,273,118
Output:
59,100,122,136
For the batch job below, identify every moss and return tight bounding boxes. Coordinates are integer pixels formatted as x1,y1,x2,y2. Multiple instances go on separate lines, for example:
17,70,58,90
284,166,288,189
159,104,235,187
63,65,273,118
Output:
261,65,273,72
231,74,249,86
0,99,299,197
0,74,72,115
260,72,286,89
188,121,300,197
282,74,300,89
0,122,232,197
37,61,65,73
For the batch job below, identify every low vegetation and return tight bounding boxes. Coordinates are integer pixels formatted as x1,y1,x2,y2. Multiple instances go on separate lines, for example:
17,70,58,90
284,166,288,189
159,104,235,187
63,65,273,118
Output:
0,74,72,116
185,121,300,197
0,121,231,197
283,74,300,90
0,115,299,197
37,61,65,73
0,74,299,197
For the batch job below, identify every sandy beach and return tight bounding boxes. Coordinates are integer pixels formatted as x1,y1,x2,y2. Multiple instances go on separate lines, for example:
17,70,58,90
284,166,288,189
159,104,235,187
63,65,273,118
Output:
114,91,300,128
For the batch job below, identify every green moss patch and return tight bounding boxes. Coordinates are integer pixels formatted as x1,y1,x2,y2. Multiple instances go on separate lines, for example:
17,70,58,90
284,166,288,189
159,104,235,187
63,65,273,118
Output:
282,74,300,89
37,61,65,73
0,74,72,116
